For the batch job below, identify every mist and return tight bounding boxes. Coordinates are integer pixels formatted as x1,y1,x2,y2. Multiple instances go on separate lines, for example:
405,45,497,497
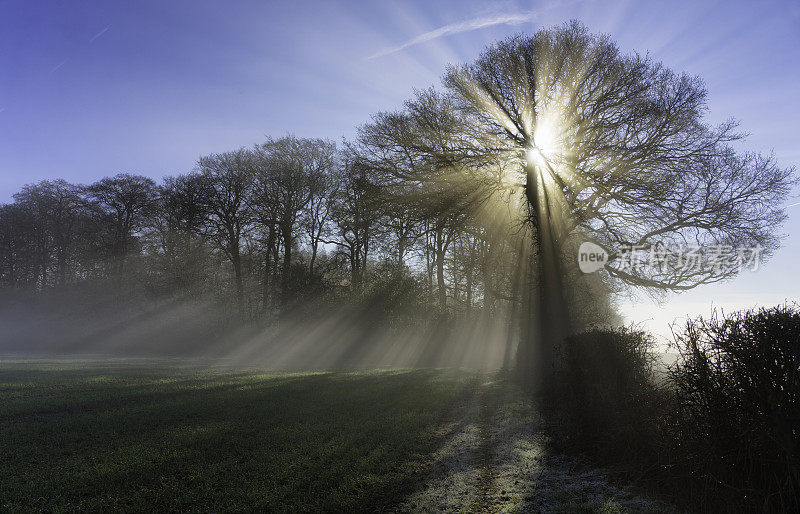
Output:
1,11,797,512
0,289,515,370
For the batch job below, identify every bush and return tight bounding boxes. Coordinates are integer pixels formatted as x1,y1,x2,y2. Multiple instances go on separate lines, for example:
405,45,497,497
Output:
546,307,800,512
669,305,800,512
547,328,669,467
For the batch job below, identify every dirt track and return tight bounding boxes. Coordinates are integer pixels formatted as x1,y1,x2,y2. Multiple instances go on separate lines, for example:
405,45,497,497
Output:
393,374,677,513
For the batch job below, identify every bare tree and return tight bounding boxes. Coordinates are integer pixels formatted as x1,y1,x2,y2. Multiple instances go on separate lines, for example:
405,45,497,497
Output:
301,140,338,276
0,202,35,288
255,136,336,306
381,202,422,268
197,149,254,311
10,181,83,287
358,21,795,388
328,158,382,292
250,152,282,312
87,173,156,273
148,173,210,294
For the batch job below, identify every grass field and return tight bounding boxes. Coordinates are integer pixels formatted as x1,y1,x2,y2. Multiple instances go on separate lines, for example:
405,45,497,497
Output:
0,359,475,512
0,359,677,513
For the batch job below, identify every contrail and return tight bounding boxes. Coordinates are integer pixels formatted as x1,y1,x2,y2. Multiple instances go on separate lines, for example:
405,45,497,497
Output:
50,59,68,73
89,25,111,43
367,11,537,59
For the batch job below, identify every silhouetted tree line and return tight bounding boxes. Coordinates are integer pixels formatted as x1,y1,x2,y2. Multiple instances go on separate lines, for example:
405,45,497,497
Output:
2,135,618,328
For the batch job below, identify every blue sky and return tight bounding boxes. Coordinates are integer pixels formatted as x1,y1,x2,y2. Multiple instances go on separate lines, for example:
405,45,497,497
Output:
1,0,799,338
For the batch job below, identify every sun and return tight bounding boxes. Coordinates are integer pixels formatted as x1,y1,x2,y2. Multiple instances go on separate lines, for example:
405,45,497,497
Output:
527,115,561,168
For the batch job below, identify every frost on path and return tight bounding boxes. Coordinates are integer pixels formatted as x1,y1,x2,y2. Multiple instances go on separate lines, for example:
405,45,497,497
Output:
394,376,678,513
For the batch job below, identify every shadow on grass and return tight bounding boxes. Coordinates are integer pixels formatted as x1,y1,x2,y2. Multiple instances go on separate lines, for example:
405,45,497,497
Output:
0,362,475,512
386,375,679,513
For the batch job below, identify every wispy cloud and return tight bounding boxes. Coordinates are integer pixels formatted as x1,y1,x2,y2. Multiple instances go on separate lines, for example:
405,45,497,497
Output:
89,25,111,43
367,11,537,59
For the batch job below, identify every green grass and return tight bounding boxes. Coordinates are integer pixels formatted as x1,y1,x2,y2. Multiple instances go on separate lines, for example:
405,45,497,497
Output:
0,359,474,512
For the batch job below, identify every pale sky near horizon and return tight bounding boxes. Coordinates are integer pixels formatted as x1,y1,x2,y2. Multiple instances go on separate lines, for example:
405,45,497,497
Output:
1,0,799,341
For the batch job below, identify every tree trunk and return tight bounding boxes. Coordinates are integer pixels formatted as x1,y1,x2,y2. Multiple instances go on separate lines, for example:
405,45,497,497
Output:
425,230,434,300
397,238,405,268
516,162,570,392
281,225,292,307
56,247,67,286
465,263,473,314
263,225,275,312
231,245,244,314
436,248,446,310
502,294,518,370
309,241,318,275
